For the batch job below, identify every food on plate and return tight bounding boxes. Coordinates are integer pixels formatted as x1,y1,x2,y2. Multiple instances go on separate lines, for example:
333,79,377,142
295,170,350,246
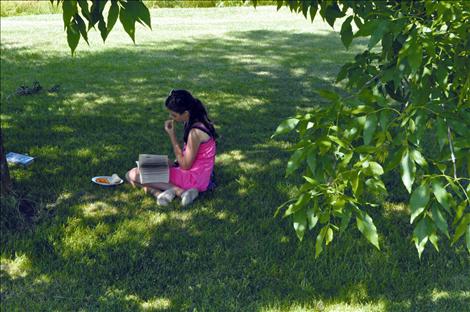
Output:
96,177,110,184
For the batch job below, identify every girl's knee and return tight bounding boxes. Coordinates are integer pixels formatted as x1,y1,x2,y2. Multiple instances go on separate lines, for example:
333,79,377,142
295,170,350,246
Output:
126,167,139,182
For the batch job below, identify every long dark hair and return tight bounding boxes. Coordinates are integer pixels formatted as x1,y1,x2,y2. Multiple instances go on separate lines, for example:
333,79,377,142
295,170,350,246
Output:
165,89,218,143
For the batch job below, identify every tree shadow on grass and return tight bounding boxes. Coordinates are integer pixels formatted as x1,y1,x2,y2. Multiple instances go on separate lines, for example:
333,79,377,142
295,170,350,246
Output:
1,30,469,311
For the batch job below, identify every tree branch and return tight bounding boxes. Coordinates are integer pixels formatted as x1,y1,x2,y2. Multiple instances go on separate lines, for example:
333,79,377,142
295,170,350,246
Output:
446,124,458,179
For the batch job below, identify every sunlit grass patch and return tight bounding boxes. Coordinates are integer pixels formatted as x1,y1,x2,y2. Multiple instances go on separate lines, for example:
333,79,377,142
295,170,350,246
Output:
141,296,172,310
260,300,387,312
82,201,120,218
0,254,32,280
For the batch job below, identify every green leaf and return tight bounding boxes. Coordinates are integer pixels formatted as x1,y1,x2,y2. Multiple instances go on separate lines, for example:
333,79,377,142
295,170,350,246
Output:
453,201,467,226
367,162,384,176
128,0,152,29
293,209,307,241
98,17,108,42
429,232,440,252
408,42,423,73
412,217,433,258
66,22,80,55
309,1,318,22
119,4,136,42
77,0,90,21
88,0,101,28
400,149,416,193
272,118,299,137
351,171,363,197
327,135,348,148
98,0,106,12
306,204,319,230
379,110,391,131
302,175,317,185
340,151,353,168
436,163,447,174
381,31,393,57
368,20,389,49
445,178,462,199
355,19,378,37
325,227,334,245
336,62,352,83
448,118,470,137
410,184,430,224
332,197,346,211
62,0,77,28
351,105,372,115
318,138,332,154
452,214,470,245
435,118,448,151
356,212,380,250
466,225,470,253
319,210,330,224
408,118,416,133
431,181,451,213
340,16,353,49
323,2,343,27
365,178,387,197
353,15,363,29
398,30,422,73
317,89,340,101
356,115,367,126
340,207,352,232
385,148,404,172
74,14,88,45
107,0,119,33
306,151,316,175
410,149,428,168
300,0,309,18
286,148,305,177
431,204,449,238
315,226,327,258
137,1,152,29
274,198,295,218
363,113,378,145
284,193,309,217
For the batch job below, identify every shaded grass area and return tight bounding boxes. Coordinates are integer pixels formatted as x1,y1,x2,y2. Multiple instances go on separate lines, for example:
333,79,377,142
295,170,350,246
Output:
1,7,469,311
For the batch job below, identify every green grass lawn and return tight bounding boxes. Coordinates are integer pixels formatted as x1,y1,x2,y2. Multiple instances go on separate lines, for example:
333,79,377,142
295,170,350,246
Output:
1,6,469,311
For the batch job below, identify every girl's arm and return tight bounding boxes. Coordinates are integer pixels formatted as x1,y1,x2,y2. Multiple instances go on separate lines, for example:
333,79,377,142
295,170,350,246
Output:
169,130,202,170
165,120,204,170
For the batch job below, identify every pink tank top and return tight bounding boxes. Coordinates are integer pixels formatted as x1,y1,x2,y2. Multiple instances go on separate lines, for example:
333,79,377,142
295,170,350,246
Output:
169,124,216,192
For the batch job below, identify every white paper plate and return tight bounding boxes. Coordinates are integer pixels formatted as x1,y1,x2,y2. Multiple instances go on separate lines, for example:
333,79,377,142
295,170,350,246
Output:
91,176,123,186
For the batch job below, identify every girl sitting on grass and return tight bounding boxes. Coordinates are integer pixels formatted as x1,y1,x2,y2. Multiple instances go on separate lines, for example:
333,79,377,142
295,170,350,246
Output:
126,89,217,206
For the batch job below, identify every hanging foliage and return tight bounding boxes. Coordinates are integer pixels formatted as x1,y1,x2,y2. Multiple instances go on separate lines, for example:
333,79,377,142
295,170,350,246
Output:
268,0,469,257
51,0,152,54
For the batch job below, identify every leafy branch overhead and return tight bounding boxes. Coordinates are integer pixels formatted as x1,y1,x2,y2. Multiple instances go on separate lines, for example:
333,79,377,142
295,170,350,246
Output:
271,0,470,258
51,0,151,54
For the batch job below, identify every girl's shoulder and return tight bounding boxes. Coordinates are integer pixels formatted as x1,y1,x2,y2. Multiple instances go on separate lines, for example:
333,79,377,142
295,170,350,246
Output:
190,122,211,135
189,127,211,143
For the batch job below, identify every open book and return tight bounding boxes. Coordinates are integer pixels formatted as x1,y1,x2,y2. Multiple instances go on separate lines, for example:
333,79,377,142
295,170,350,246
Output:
136,154,169,184
6,152,34,166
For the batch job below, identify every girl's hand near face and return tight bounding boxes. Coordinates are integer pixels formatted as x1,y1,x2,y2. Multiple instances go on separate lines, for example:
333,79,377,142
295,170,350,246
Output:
164,120,175,136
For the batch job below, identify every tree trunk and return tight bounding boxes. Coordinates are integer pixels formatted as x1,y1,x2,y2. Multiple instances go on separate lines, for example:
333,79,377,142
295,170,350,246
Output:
0,125,12,196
